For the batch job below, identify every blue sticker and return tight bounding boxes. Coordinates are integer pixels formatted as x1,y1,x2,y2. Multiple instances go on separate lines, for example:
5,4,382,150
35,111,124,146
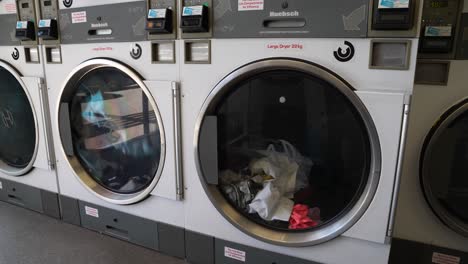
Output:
39,20,46,27
379,0,409,8
379,0,394,7
183,7,193,16
148,9,157,18
426,27,440,36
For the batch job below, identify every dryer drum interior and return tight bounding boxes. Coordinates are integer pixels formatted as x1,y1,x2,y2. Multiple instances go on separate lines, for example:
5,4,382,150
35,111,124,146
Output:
196,59,382,246
421,100,468,237
58,60,166,204
0,64,37,176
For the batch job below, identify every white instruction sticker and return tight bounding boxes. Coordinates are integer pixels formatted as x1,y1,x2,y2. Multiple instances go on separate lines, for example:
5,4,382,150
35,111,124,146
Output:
378,0,409,8
182,6,203,16
224,247,246,262
238,0,264,11
39,19,51,28
16,21,28,29
425,26,452,37
432,252,461,264
148,8,167,19
85,206,99,218
71,11,87,24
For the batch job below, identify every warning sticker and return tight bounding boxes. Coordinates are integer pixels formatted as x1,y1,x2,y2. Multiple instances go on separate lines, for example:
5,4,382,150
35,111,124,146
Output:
432,252,461,264
224,247,246,262
85,206,99,218
71,11,87,24
238,0,264,11
0,2,17,15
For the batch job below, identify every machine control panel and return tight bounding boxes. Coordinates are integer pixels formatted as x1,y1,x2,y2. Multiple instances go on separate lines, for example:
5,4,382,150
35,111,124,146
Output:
419,0,462,56
38,18,58,39
180,5,209,33
147,0,177,39
180,0,212,38
37,0,59,41
372,0,415,30
15,0,36,41
147,8,173,33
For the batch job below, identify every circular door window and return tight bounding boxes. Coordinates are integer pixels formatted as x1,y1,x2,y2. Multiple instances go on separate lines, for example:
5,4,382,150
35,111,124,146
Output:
0,64,37,176
421,100,468,237
58,59,165,204
196,59,381,246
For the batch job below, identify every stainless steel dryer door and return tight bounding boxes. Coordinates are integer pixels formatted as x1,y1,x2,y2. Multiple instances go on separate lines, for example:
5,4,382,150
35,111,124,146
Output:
195,59,382,246
58,59,167,205
421,99,468,237
0,62,38,176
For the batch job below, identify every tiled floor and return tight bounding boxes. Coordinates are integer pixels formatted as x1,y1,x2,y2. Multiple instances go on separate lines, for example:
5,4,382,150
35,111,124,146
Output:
0,202,186,264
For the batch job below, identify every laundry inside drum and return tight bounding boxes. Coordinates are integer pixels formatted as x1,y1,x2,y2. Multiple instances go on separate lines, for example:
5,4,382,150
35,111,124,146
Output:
68,67,162,194
213,70,372,232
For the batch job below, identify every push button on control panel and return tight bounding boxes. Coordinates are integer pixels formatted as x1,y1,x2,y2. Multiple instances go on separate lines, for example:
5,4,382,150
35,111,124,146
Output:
180,5,209,33
146,8,173,34
15,21,35,41
37,19,58,40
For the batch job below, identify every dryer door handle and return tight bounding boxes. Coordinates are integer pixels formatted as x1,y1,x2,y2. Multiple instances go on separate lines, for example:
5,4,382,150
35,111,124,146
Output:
199,115,219,185
59,103,74,156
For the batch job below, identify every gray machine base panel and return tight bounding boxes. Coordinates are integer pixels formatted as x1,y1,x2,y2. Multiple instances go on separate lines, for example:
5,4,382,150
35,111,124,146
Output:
186,230,215,264
389,238,467,264
70,199,186,259
215,239,320,264
59,195,81,226
0,202,184,264
185,230,320,264
0,178,60,219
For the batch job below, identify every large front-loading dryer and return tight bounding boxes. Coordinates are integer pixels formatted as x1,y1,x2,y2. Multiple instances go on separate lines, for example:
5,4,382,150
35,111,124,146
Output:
0,0,60,218
180,0,421,263
390,2,468,263
41,0,185,256
392,60,468,262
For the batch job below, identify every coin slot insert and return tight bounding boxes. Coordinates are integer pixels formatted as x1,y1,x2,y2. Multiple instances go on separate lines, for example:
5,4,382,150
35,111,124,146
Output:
184,40,211,64
370,40,411,70
152,41,175,64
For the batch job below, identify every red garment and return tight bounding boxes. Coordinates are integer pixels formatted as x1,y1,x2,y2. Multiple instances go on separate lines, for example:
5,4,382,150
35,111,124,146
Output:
289,204,318,230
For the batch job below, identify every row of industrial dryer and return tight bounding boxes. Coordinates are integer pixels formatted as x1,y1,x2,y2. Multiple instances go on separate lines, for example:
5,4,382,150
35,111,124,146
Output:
0,0,467,263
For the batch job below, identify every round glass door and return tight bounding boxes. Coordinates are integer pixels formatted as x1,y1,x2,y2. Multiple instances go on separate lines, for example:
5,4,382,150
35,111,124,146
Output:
196,59,381,246
421,100,468,237
58,59,165,204
0,63,37,176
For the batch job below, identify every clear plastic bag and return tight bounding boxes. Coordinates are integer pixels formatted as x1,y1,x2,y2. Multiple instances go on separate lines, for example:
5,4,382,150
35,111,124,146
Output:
248,144,299,221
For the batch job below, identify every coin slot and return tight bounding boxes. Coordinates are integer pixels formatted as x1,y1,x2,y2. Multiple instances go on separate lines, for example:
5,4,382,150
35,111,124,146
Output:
263,18,306,28
88,29,113,36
